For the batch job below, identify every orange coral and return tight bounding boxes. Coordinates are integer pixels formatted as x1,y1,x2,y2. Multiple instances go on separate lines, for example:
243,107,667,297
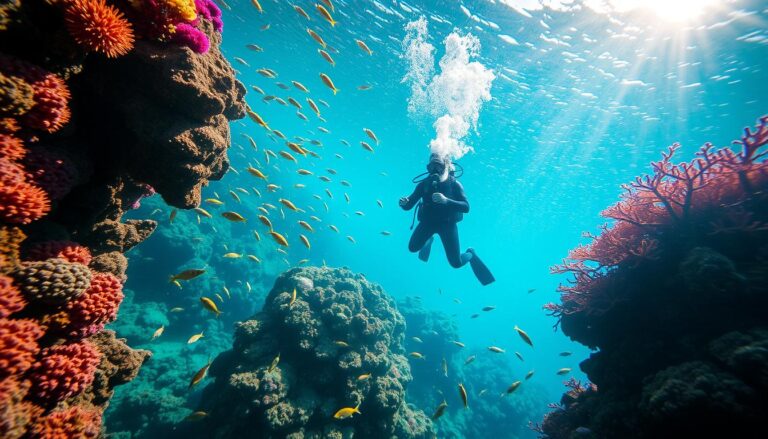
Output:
29,340,101,403
0,132,24,161
24,241,92,265
28,405,102,439
0,318,45,377
0,275,25,317
64,0,135,58
0,180,50,225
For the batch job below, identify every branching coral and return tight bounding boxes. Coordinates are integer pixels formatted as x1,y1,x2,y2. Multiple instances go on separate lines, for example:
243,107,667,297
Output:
24,241,93,265
28,405,103,438
0,55,71,133
0,318,45,377
29,340,102,403
0,275,25,317
65,272,124,338
64,0,136,58
12,258,92,304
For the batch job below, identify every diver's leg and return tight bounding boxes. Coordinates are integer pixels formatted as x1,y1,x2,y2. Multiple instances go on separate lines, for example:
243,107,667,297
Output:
408,222,434,262
438,223,472,269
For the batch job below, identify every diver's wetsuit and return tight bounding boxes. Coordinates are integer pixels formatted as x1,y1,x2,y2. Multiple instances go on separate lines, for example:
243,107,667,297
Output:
402,175,472,268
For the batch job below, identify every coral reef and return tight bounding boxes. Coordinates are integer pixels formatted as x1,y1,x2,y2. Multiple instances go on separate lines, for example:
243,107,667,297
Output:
190,267,434,438
0,0,244,435
539,117,768,438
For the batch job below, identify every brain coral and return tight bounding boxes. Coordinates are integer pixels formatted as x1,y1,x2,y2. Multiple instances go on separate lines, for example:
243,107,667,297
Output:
0,318,44,377
24,240,92,266
65,272,124,338
191,266,433,438
12,258,91,304
0,274,25,317
64,0,135,58
29,340,102,403
0,55,71,133
28,405,102,439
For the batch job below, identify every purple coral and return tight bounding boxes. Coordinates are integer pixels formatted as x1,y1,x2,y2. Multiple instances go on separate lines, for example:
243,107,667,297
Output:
172,23,210,54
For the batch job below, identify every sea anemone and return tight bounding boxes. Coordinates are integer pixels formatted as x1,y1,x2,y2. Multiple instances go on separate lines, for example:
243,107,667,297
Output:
0,318,45,377
24,240,92,265
172,22,210,53
12,258,92,304
21,147,78,200
28,340,101,403
0,275,25,318
66,272,124,338
64,0,135,58
28,405,102,438
0,56,71,133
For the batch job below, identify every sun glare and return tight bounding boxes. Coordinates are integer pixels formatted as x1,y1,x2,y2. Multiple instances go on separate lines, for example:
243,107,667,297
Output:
609,0,720,23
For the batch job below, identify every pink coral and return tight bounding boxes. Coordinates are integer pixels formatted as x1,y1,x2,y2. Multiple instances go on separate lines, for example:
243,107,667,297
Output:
0,55,71,133
195,0,223,32
548,116,768,318
65,272,124,338
24,241,92,265
172,22,210,53
21,147,78,200
29,405,102,439
0,318,44,377
0,275,25,317
28,340,101,403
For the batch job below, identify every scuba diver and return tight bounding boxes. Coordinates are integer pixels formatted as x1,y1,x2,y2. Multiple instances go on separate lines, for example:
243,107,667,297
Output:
400,153,495,286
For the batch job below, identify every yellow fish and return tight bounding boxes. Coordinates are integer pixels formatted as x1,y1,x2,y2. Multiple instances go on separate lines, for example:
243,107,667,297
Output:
205,198,224,205
172,280,182,289
505,381,522,395
514,325,534,347
268,353,280,372
258,215,273,229
222,211,246,222
294,4,310,20
361,141,374,152
169,209,177,223
187,332,204,344
298,220,314,232
355,39,373,55
200,297,222,317
184,411,208,421
287,142,307,155
334,340,349,348
151,325,164,341
289,288,297,306
194,207,212,218
247,107,270,130
525,370,535,380
247,167,267,179
319,73,339,94
357,373,371,381
248,255,261,263
270,231,289,247
488,346,505,353
170,307,184,313
188,358,212,389
250,0,263,13
363,128,379,144
458,383,468,408
253,231,261,241
279,198,299,211
279,151,297,162
329,225,339,233
215,293,224,303
556,368,572,376
316,3,336,26
432,400,448,420
333,402,361,419
318,49,335,66
223,252,242,259
297,169,313,176
300,234,311,250
292,80,310,92
170,269,205,282
307,98,321,116
320,0,334,12
229,190,241,203
346,235,356,244
307,28,326,48
409,352,425,360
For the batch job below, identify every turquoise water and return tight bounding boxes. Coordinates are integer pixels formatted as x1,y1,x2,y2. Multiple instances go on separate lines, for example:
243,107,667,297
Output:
107,0,768,437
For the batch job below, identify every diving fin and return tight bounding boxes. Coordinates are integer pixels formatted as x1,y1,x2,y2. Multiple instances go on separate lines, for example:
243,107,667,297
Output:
418,236,434,262
467,249,495,286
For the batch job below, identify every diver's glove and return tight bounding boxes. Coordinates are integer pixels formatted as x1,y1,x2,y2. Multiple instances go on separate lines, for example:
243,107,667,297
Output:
432,193,448,204
399,197,409,208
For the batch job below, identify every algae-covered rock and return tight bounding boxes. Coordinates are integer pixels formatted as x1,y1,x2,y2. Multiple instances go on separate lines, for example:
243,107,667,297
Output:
190,266,434,438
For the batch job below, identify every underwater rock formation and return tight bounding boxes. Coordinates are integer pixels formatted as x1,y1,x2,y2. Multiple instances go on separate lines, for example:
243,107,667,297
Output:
191,266,434,438
0,0,245,435
538,117,768,438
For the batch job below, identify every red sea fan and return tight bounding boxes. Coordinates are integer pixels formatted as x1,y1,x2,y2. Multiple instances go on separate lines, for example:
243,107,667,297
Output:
65,272,124,338
64,0,135,58
28,340,101,403
0,318,45,377
172,22,210,53
0,275,25,317
24,241,92,265
28,405,102,439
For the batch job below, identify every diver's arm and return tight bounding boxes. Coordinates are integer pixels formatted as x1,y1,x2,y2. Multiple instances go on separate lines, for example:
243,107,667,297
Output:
400,183,423,210
446,180,469,213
